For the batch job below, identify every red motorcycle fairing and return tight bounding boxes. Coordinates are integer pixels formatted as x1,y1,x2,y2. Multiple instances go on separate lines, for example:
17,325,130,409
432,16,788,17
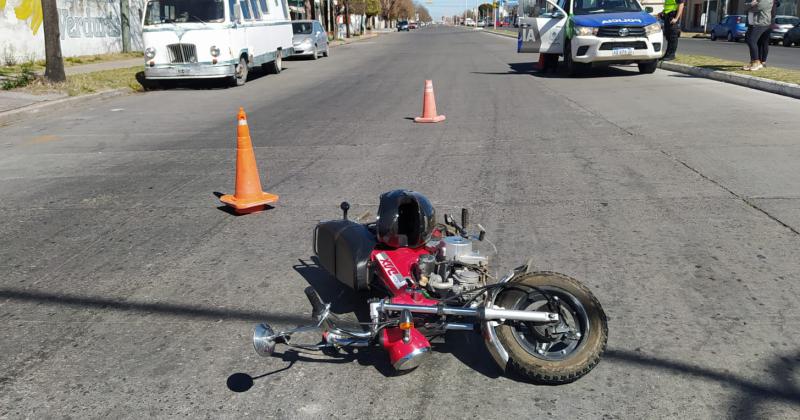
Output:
371,247,438,369
371,248,439,305
381,326,431,370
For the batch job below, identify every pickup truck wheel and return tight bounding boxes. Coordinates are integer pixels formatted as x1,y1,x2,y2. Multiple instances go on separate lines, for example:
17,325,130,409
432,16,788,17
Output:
638,60,658,74
564,43,589,77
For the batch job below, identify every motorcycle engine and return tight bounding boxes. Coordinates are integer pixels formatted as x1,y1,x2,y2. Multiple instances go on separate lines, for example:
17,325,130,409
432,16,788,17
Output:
416,236,488,301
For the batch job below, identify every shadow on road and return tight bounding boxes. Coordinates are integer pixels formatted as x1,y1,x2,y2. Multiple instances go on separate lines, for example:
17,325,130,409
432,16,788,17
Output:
605,348,800,417
136,65,279,91
471,62,644,78
0,288,309,324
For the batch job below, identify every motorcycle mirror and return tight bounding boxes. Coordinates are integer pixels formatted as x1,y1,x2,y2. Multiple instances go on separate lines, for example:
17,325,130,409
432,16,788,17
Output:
253,323,277,357
461,208,469,229
340,201,350,220
444,213,453,225
477,223,486,241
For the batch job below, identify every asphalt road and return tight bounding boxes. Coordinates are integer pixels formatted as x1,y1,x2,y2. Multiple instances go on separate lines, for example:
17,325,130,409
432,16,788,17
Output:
2,26,800,419
679,37,800,70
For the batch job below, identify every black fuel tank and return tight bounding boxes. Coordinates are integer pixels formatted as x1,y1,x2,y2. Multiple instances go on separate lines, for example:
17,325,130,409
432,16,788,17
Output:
313,220,376,291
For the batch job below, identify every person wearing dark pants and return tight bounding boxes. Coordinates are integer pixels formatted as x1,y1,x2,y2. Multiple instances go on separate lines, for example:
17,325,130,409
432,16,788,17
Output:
659,0,685,61
743,0,774,71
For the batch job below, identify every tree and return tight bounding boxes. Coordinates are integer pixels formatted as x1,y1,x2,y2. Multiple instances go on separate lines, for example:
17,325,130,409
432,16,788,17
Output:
394,0,414,19
351,0,381,30
379,0,399,27
41,0,65,83
414,2,431,22
478,3,493,19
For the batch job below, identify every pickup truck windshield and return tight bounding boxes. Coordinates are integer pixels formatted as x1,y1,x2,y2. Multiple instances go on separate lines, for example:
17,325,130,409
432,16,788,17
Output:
144,0,225,25
573,0,642,15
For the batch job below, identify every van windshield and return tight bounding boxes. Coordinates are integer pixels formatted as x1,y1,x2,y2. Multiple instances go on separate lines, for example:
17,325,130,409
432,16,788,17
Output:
144,0,226,25
573,0,642,15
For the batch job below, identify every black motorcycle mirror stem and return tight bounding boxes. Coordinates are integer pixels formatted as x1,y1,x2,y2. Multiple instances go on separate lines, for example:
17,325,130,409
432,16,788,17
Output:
340,201,350,220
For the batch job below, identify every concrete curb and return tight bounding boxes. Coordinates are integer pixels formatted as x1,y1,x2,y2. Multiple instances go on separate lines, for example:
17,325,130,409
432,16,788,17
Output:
484,29,516,39
0,88,130,126
659,61,800,100
329,32,382,47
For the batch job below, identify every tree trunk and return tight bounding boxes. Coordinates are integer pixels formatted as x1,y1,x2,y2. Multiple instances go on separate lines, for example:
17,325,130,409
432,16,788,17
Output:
121,0,130,52
41,0,65,83
344,0,351,38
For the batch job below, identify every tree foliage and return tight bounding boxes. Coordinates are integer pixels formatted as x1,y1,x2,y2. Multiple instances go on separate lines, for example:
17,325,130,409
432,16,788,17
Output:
394,0,414,19
478,3,494,18
415,3,432,22
351,0,382,16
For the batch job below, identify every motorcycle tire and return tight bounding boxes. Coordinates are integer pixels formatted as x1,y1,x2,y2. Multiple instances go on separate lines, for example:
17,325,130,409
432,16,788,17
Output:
494,272,607,384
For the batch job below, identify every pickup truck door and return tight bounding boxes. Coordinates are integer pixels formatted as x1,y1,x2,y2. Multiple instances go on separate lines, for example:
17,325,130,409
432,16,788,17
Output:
517,0,568,54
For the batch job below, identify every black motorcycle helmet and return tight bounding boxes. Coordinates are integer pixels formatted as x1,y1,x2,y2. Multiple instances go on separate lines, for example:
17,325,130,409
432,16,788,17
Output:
376,190,436,248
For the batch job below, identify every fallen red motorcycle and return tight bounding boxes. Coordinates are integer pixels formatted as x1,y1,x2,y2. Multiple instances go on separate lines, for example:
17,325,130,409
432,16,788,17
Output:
252,190,608,384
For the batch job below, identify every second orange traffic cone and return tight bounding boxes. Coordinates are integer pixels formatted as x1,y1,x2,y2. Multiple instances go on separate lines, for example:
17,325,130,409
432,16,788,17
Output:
219,108,279,214
414,80,445,123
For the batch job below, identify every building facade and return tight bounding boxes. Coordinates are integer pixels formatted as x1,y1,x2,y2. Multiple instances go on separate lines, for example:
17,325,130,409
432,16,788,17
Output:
1,0,145,62
682,0,799,32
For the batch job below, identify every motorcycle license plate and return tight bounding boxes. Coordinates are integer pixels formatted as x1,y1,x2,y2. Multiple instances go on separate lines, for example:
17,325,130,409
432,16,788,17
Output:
612,48,634,56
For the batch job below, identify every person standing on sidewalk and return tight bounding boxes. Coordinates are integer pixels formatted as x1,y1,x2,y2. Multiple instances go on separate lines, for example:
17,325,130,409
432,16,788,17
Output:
743,0,774,71
659,0,685,61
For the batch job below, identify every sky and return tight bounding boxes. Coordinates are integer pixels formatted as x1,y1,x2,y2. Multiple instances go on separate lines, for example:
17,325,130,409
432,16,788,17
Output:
423,0,517,21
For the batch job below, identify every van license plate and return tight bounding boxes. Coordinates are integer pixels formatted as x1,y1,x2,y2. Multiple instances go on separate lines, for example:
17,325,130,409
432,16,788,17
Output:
612,48,634,56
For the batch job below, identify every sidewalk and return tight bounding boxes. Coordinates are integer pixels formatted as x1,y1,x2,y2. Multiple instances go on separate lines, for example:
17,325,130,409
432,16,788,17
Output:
1,58,143,114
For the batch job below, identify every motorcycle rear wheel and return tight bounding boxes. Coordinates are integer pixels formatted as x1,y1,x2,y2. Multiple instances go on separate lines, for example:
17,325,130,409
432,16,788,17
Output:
495,272,607,384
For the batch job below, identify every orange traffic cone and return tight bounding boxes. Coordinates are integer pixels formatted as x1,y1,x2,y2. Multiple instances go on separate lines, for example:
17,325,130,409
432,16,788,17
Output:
414,80,446,123
219,108,279,214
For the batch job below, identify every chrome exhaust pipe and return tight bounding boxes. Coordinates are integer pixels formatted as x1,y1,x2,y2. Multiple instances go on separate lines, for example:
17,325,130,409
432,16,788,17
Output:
376,301,559,323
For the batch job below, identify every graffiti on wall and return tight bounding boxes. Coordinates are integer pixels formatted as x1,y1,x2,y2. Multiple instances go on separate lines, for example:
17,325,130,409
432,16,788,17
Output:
58,4,121,39
8,0,44,35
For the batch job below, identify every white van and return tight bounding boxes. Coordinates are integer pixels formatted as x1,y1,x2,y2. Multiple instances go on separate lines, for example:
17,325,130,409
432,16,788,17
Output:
142,0,294,86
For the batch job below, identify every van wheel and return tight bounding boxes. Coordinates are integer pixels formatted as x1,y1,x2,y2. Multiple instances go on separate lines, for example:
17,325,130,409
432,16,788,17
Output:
232,57,248,87
710,31,717,41
270,51,283,74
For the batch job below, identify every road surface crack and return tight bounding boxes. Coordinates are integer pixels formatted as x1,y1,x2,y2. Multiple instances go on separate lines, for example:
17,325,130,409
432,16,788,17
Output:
660,150,799,236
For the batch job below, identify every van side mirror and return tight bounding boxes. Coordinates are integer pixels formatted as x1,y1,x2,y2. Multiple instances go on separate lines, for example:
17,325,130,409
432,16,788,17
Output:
233,3,242,23
645,6,654,13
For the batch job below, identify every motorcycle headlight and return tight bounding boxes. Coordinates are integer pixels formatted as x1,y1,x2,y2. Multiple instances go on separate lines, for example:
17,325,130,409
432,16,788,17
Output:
210,46,220,57
144,47,156,59
645,22,662,36
574,25,598,36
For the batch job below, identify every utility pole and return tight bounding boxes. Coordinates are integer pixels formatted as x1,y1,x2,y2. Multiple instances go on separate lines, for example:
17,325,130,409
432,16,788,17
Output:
41,0,66,83
121,0,131,53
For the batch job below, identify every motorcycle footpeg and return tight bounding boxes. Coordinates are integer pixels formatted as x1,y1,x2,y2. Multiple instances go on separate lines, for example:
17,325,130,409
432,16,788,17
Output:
304,286,327,319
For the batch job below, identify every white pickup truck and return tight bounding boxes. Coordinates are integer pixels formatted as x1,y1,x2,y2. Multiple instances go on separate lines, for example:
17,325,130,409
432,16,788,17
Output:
518,0,664,75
